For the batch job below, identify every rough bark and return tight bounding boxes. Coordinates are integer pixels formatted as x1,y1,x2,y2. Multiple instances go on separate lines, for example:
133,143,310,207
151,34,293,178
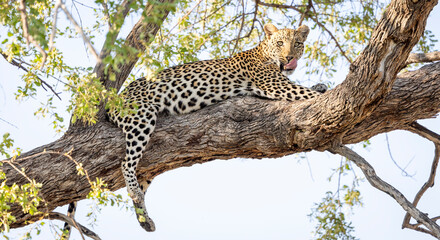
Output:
4,60,440,228
2,0,439,231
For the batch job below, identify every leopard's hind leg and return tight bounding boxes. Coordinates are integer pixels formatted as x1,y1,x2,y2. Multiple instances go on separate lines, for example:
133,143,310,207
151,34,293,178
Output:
133,180,155,231
120,104,158,231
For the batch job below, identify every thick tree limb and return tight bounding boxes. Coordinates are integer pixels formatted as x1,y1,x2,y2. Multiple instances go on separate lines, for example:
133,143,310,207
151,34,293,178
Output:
329,145,440,238
4,60,440,229
274,0,437,150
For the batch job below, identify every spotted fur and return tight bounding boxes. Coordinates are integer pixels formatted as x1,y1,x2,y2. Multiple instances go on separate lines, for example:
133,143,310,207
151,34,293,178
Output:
108,23,327,231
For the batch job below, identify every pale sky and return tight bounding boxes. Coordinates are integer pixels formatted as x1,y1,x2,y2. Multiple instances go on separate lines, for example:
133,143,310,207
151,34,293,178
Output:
1,3,440,240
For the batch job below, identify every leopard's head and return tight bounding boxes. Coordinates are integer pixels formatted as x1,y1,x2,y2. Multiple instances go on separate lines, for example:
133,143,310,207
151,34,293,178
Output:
261,24,309,76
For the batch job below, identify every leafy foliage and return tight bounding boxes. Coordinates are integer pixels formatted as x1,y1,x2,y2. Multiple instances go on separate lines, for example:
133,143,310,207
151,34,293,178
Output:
0,136,41,233
309,158,363,240
0,172,43,232
310,191,358,240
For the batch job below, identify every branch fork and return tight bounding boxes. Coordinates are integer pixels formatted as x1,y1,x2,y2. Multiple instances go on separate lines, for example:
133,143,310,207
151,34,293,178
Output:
330,143,440,238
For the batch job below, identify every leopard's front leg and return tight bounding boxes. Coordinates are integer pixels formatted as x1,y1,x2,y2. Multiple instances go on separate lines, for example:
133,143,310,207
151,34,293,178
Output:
255,74,326,101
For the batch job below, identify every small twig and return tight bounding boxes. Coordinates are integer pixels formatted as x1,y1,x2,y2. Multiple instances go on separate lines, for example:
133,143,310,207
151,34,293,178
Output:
305,155,315,182
0,117,19,129
49,0,61,51
407,144,439,210
71,0,91,62
0,52,62,100
298,0,312,26
402,143,440,236
385,133,414,177
229,1,258,46
1,149,62,164
72,0,100,10
336,157,343,202
4,159,34,183
62,148,93,184
2,53,71,87
47,212,101,240
406,51,440,65
99,1,112,28
156,0,233,50
18,0,48,69
95,0,135,64
156,0,204,46
2,151,52,217
308,2,352,64
197,13,253,52
330,145,440,238
7,148,94,189
59,2,101,63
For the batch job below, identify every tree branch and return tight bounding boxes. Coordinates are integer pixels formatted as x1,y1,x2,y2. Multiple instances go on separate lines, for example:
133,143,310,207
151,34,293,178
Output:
59,1,101,64
0,52,62,100
89,0,176,124
18,0,29,46
254,0,353,63
329,145,440,238
49,0,61,51
18,0,47,69
400,122,440,235
95,0,136,62
407,51,440,65
47,212,101,240
99,1,112,29
4,60,440,229
402,143,440,237
406,122,440,145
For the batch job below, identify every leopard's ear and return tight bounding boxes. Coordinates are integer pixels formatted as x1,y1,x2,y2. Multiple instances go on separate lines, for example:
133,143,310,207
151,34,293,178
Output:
296,25,310,40
264,23,279,38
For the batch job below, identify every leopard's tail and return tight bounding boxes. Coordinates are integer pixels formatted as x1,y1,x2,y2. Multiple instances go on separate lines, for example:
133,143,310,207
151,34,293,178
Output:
62,202,77,239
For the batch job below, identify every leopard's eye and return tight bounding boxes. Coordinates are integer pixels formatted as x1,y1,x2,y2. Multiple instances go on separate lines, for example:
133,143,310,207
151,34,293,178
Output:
276,41,284,47
294,42,304,47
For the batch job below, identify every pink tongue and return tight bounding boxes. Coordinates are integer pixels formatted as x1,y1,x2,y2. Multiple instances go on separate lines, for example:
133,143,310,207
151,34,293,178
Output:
284,58,297,70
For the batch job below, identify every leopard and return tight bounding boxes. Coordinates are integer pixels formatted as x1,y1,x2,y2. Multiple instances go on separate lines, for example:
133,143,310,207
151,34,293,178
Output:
108,23,327,232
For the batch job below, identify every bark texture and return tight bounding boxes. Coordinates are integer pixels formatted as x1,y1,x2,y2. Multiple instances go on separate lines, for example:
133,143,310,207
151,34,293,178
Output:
3,0,439,231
